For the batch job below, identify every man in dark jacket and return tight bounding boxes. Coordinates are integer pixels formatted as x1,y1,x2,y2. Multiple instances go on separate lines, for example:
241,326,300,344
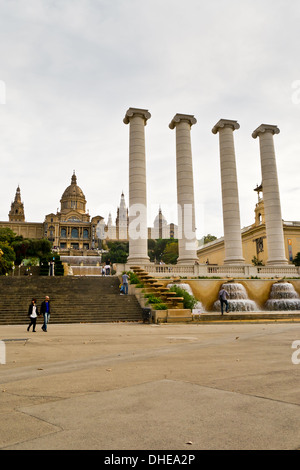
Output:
40,296,51,332
219,288,229,315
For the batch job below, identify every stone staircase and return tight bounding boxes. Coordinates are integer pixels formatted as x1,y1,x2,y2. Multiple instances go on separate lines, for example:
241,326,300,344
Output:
0,276,143,325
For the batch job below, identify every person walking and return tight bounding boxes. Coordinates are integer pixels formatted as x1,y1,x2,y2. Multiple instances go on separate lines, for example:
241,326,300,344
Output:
219,288,229,315
27,298,39,332
105,263,111,275
122,272,129,295
41,295,51,332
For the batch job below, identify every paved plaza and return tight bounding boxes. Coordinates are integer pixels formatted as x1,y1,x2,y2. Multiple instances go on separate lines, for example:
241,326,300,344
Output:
0,320,300,450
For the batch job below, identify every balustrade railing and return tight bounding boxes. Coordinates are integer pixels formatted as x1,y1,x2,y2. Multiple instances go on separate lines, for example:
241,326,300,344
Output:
115,262,300,278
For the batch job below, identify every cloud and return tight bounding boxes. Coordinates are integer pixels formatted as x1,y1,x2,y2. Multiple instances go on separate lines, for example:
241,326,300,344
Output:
0,0,299,239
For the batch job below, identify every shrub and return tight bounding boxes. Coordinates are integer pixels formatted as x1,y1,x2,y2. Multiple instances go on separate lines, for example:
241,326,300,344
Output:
128,271,139,284
168,286,197,310
39,260,49,276
54,255,64,276
293,252,300,266
153,303,168,310
252,256,264,266
145,294,162,304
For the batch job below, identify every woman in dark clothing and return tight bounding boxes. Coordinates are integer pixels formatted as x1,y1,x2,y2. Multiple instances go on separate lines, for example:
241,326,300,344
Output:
27,298,39,332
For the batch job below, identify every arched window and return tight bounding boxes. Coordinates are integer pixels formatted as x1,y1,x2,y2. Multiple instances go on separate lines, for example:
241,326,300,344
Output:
71,228,79,239
83,229,89,239
61,228,67,238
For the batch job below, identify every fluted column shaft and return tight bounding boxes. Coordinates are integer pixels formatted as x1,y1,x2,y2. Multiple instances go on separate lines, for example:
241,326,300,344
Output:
212,119,244,264
124,108,150,264
169,114,198,264
252,124,288,265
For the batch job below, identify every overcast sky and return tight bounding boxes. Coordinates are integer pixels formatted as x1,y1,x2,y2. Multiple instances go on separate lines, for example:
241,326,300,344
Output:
0,0,299,239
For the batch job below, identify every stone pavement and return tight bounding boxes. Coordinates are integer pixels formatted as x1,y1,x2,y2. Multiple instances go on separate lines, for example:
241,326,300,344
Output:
0,320,300,450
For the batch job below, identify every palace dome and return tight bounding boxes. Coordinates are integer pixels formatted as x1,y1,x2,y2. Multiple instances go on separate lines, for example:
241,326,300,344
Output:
60,172,87,214
153,208,167,228
61,172,85,199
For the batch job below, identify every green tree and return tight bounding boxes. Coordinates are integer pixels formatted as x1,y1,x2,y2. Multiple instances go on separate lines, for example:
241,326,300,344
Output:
148,239,169,262
11,238,52,265
0,227,22,244
203,234,217,244
162,241,178,264
293,252,300,266
11,239,31,265
28,239,52,260
148,239,178,264
0,241,16,275
147,239,156,262
106,241,129,264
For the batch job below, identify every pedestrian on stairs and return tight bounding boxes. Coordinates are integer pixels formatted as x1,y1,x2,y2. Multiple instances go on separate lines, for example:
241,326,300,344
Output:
41,295,51,332
27,298,39,332
122,272,129,295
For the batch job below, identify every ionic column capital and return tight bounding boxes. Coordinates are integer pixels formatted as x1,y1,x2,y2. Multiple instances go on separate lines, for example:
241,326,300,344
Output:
212,119,240,134
252,124,280,139
123,107,151,125
169,113,197,130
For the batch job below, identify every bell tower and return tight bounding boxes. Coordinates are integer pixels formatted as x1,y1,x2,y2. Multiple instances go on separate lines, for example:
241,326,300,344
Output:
9,186,25,222
254,183,265,226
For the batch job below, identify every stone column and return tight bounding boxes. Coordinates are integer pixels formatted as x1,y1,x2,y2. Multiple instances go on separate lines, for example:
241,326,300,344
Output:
252,124,288,265
212,119,244,264
169,113,198,264
124,107,151,264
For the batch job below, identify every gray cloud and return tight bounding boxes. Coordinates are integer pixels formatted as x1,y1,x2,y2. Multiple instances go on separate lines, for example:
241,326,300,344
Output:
0,0,299,238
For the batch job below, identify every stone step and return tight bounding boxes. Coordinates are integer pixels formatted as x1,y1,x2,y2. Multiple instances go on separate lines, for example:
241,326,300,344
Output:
0,277,143,324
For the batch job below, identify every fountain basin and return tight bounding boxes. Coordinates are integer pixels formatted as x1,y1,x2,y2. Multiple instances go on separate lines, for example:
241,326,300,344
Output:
265,282,300,311
213,282,259,312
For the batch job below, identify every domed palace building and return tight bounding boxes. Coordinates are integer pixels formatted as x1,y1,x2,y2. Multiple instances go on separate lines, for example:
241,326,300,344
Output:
0,172,178,256
44,172,103,251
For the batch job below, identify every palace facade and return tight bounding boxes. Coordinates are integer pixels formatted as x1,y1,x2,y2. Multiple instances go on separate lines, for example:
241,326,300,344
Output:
197,184,300,266
4,173,297,266
0,172,177,254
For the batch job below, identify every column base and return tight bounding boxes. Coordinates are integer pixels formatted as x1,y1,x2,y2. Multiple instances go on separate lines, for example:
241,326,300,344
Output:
223,258,245,265
177,257,199,265
127,256,150,266
266,259,289,265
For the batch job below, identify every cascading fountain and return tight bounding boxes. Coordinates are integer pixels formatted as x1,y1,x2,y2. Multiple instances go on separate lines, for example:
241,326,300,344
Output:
213,281,259,312
60,256,103,275
167,282,204,311
265,281,300,311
